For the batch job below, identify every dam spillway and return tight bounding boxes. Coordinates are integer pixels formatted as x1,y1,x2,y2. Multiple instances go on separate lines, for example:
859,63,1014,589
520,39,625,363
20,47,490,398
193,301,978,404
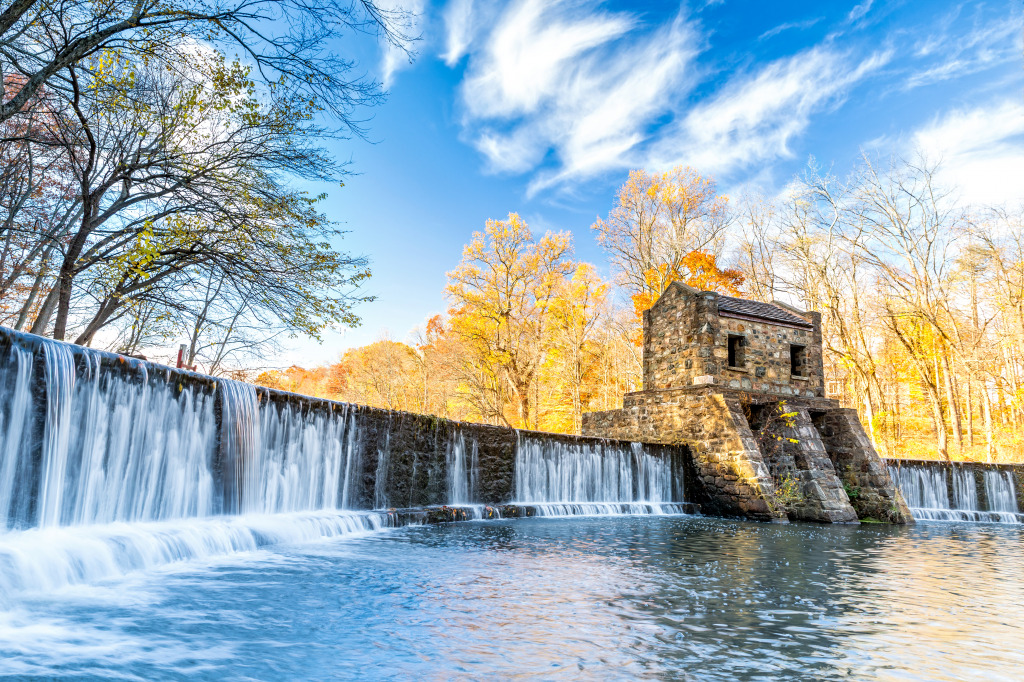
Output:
0,327,688,592
4,322,1024,600
887,460,1023,524
2,327,1024,680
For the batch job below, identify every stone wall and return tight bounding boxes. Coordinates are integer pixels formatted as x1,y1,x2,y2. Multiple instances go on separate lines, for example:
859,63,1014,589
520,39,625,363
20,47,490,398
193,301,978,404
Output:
819,412,912,522
766,407,858,523
640,283,824,398
583,386,910,524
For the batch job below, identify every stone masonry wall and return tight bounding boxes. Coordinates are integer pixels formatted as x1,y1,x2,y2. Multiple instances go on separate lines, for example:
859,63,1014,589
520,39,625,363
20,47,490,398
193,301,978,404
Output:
583,387,908,524
641,283,824,398
817,411,912,522
768,407,858,523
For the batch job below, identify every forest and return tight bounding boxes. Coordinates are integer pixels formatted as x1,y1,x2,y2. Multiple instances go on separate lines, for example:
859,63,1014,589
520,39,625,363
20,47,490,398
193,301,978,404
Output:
258,164,1024,463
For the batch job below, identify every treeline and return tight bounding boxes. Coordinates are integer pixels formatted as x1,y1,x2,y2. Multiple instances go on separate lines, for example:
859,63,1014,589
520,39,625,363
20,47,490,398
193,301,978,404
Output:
261,162,1024,463
0,0,410,372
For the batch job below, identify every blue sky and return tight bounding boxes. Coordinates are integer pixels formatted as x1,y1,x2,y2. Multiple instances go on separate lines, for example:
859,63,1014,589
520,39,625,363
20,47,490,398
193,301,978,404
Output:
282,0,1024,367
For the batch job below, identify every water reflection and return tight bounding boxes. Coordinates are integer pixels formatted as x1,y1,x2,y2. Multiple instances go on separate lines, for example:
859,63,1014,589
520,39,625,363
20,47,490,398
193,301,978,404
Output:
0,517,1021,680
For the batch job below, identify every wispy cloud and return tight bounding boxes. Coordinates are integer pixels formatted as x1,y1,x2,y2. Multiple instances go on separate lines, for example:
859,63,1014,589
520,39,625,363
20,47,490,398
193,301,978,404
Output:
910,101,1024,206
646,47,891,179
380,0,425,89
461,1,637,119
758,17,822,42
904,13,1020,90
442,0,475,66
450,0,700,195
846,0,873,24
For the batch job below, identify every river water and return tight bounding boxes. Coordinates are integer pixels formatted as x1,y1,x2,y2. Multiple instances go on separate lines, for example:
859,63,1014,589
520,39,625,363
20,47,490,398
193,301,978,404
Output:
1,514,1021,680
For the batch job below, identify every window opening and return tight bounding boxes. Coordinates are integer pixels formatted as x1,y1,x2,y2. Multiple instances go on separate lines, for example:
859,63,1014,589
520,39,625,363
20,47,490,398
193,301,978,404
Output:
728,335,745,368
791,344,807,377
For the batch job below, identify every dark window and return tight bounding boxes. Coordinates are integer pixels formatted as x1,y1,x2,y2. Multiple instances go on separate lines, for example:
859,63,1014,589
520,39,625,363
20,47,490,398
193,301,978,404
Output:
790,344,807,377
728,335,745,368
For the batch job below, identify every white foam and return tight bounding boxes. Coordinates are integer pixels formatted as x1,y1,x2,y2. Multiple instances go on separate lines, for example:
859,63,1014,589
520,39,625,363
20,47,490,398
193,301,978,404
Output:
0,510,389,595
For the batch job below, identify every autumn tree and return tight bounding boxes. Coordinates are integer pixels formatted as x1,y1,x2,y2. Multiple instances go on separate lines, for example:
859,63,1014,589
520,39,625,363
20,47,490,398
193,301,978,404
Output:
410,315,469,420
593,166,731,303
628,251,744,325
335,337,420,411
544,263,609,433
446,213,574,428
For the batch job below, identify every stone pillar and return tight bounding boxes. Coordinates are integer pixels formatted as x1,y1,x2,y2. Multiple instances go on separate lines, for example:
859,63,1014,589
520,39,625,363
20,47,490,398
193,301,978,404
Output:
695,292,721,379
815,408,912,523
806,311,825,398
683,393,785,522
775,408,858,523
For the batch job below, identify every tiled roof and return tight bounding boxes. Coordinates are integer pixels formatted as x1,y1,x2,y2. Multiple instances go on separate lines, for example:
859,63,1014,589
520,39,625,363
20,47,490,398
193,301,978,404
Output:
717,295,813,329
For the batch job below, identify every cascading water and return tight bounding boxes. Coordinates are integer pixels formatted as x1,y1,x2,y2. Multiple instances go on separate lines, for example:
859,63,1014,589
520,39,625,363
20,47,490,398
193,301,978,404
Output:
0,343,35,528
951,468,978,511
888,464,1022,524
984,470,1020,521
0,328,694,599
3,341,220,528
0,335,387,596
514,434,686,516
446,430,476,505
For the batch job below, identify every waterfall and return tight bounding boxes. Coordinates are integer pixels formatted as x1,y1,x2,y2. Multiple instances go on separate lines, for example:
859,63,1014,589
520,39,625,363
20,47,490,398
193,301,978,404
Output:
219,380,262,514
0,327,695,596
0,334,383,595
888,464,1022,524
951,468,978,511
0,344,35,528
984,471,1019,517
374,431,390,509
4,340,219,529
341,408,362,509
447,430,478,505
513,434,684,515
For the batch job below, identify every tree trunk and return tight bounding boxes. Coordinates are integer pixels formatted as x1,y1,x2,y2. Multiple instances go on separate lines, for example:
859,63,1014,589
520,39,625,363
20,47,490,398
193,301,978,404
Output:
982,380,994,463
13,267,49,331
28,285,59,335
965,377,974,448
73,296,120,346
929,352,950,461
942,353,963,454
51,260,79,341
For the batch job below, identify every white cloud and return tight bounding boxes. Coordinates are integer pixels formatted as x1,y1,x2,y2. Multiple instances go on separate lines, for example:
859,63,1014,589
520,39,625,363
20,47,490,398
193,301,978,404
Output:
758,17,822,42
442,0,475,66
905,16,1019,90
647,47,890,178
451,1,699,194
846,0,873,24
380,0,425,89
461,0,637,119
445,1,898,196
910,101,1024,206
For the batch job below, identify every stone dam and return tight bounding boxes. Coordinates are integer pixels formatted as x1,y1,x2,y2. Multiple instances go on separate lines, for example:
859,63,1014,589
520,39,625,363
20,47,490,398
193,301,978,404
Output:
2,301,1021,537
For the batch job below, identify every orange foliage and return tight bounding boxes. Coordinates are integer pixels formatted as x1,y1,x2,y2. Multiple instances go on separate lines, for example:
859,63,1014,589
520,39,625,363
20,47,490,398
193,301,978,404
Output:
630,251,745,323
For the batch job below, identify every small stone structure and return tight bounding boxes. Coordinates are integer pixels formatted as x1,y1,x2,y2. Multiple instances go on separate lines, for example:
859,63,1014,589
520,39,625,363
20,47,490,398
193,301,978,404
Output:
582,283,911,524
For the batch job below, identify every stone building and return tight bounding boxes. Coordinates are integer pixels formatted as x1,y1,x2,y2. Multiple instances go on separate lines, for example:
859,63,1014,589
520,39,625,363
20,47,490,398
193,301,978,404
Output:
582,282,910,524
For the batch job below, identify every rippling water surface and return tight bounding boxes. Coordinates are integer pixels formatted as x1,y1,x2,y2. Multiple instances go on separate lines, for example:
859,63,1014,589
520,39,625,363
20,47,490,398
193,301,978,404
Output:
1,516,1022,680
